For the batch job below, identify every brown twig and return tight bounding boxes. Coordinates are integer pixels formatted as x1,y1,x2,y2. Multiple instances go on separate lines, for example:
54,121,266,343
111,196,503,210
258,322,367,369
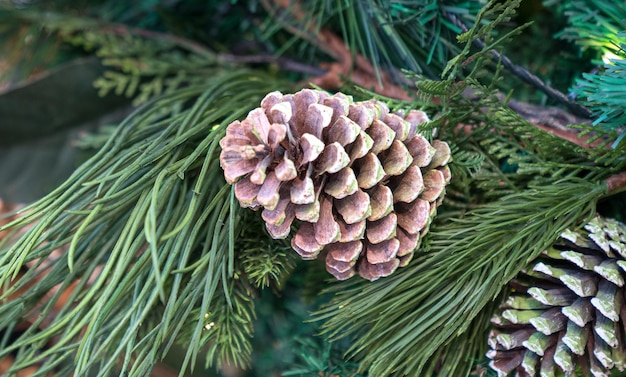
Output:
310,29,413,100
460,88,600,149
218,53,326,76
261,0,615,153
533,124,597,149
63,1,620,153
606,171,626,195
499,95,601,149
259,0,343,61
261,0,413,100
102,22,330,78
444,12,593,119
100,25,216,60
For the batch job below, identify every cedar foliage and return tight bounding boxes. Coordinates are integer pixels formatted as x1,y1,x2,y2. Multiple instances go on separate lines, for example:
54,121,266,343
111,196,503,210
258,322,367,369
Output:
0,0,625,376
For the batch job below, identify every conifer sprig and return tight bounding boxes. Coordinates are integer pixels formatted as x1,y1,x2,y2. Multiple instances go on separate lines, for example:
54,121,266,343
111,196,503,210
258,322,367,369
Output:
314,1,626,369
0,70,290,377
0,8,218,105
550,0,626,56
235,211,298,289
571,48,626,143
442,0,524,80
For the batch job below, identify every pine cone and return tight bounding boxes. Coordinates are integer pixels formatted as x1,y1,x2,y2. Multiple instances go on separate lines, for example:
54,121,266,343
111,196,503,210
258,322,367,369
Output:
488,216,626,377
219,89,450,280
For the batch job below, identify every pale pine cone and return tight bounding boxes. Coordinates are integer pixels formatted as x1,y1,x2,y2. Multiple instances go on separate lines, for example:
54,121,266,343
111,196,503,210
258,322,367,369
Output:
488,216,626,377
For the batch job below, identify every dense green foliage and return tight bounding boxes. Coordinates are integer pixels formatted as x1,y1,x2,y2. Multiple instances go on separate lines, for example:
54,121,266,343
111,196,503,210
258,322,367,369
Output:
0,0,624,376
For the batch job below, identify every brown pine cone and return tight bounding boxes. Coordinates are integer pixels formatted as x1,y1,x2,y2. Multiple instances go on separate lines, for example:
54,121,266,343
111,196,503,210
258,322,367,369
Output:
219,89,450,280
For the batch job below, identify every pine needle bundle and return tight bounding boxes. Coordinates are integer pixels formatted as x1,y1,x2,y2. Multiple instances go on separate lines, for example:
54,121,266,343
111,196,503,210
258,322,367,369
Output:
0,70,290,376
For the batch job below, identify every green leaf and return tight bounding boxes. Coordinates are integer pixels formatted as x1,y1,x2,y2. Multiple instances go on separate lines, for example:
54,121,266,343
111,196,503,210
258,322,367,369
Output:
0,57,130,202
0,57,128,144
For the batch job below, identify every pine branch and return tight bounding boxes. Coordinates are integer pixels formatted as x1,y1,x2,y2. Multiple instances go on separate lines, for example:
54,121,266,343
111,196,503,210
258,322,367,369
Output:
552,0,626,56
570,46,626,140
258,0,413,98
317,178,607,376
282,337,365,377
312,15,626,368
310,29,413,100
259,0,484,97
259,0,342,61
200,278,256,370
0,70,291,377
237,212,298,290
452,88,598,150
444,10,592,118
4,9,323,107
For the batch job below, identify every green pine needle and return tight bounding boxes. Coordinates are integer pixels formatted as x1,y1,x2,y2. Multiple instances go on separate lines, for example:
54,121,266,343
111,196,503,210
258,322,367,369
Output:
550,1,626,138
442,0,524,80
263,0,484,80
571,47,626,136
552,0,626,56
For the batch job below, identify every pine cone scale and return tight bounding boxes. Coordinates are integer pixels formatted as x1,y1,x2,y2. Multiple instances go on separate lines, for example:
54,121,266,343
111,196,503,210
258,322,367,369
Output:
324,168,358,199
366,239,400,264
313,197,341,245
380,140,412,176
365,213,397,244
315,142,350,174
391,165,423,203
367,184,394,221
335,190,371,224
327,116,360,146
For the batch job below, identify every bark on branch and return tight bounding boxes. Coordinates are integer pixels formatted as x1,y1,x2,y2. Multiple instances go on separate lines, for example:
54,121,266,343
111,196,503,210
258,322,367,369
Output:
606,171,626,195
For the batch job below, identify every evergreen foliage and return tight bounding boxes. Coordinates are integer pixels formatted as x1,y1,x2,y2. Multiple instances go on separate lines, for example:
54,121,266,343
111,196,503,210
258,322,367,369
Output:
0,0,625,376
262,0,484,79
545,0,626,143
237,212,298,289
281,338,365,377
549,0,626,57
318,178,606,375
0,71,292,376
571,45,626,145
2,9,217,105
